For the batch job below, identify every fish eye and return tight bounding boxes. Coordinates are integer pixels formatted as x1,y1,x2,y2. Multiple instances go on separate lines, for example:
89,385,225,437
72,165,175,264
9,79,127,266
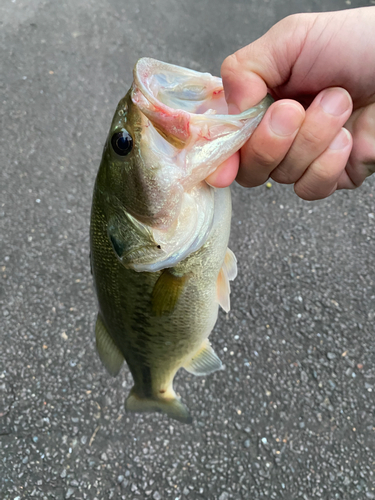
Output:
111,130,133,156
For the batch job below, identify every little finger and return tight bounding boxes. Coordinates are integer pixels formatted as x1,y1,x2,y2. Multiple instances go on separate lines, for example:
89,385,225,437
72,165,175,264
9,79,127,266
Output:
294,128,352,200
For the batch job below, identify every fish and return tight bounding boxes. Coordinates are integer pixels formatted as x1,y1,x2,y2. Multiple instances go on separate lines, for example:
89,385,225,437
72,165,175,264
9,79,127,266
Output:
90,58,272,424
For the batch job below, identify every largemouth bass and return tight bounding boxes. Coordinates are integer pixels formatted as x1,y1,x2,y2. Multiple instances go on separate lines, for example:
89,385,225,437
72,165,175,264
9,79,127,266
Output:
90,58,272,423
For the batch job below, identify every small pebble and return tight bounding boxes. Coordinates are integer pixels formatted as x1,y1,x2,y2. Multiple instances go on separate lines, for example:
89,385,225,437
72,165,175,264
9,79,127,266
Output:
218,493,229,500
65,488,75,499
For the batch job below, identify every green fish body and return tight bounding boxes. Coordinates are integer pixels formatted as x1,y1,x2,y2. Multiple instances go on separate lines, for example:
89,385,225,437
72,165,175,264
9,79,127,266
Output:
90,58,272,423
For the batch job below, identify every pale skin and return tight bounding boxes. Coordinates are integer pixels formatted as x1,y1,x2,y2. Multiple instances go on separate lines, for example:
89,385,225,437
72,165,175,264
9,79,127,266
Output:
206,7,375,200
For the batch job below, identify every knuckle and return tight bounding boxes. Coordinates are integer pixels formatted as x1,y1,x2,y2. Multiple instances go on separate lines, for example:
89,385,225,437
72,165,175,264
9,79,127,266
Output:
236,173,264,188
271,166,297,184
300,126,324,148
296,186,327,200
310,162,335,184
294,180,322,201
236,176,253,188
294,161,339,200
221,53,241,81
249,143,279,169
294,187,315,201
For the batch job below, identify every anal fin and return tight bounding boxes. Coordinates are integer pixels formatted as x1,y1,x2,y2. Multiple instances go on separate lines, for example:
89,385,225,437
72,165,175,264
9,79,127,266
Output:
183,340,223,376
95,314,124,377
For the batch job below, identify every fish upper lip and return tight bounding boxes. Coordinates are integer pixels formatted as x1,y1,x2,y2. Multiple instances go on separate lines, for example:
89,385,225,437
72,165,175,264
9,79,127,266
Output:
133,57,272,120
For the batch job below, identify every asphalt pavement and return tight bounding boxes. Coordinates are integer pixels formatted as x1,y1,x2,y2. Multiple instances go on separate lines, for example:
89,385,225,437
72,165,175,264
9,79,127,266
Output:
1,0,375,499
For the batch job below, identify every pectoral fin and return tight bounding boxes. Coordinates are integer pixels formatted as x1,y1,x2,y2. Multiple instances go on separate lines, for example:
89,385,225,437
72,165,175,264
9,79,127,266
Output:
95,314,124,377
224,248,237,280
216,248,237,313
152,270,188,316
183,340,223,376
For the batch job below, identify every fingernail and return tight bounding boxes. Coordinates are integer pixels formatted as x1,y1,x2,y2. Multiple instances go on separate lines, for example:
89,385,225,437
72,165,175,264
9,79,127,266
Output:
270,103,302,136
228,103,241,115
329,128,351,150
320,88,351,116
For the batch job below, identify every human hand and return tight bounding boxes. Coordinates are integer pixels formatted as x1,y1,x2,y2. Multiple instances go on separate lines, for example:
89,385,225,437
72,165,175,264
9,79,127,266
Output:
206,7,375,200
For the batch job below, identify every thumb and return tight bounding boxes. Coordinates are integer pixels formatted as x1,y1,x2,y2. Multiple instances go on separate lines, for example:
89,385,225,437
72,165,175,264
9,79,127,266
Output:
221,15,309,112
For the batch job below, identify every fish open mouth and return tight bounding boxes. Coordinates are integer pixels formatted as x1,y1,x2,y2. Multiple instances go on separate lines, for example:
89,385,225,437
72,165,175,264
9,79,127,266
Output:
131,57,272,151
132,57,272,186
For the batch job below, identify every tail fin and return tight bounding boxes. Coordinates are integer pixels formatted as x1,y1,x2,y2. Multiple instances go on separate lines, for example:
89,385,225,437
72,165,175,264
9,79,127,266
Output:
125,389,192,424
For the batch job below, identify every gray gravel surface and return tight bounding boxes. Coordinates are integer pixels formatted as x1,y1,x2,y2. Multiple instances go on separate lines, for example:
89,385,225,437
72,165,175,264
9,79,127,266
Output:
1,0,375,499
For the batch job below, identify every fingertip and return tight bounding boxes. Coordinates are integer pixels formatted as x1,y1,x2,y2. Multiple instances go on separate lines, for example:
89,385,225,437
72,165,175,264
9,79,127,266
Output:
206,152,240,188
328,127,352,151
318,87,353,117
